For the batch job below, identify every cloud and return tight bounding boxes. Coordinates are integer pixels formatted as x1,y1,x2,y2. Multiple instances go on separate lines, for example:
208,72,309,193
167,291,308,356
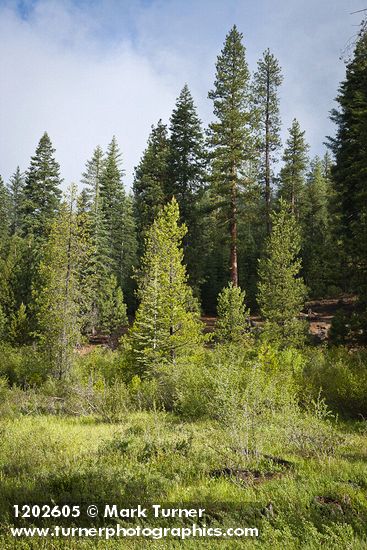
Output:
0,0,356,188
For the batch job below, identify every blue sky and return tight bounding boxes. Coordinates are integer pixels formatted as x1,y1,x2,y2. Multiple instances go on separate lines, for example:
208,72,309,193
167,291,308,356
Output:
0,0,364,187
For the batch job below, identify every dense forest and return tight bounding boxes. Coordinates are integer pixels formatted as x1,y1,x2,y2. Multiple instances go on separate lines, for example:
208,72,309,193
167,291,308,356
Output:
1,23,367,549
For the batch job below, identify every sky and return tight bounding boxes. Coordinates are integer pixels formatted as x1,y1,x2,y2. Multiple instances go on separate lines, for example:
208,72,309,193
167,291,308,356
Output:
0,0,365,189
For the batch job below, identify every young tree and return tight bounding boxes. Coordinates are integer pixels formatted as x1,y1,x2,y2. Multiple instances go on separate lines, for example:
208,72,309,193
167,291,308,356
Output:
216,282,249,343
98,274,128,335
21,132,62,241
252,49,283,234
257,200,307,346
7,167,25,235
129,199,203,374
278,119,309,218
208,25,254,287
328,30,367,300
133,120,169,246
8,302,30,345
32,186,81,379
167,85,207,290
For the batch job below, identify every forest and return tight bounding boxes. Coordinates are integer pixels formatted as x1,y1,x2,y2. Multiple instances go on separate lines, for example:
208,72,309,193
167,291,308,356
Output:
0,22,367,549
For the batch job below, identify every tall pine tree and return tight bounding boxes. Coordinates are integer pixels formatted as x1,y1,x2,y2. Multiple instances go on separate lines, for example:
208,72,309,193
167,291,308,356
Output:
252,49,283,234
208,26,255,287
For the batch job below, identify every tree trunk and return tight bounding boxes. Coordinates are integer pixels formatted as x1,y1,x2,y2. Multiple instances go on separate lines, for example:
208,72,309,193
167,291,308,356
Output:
230,168,238,287
265,72,271,235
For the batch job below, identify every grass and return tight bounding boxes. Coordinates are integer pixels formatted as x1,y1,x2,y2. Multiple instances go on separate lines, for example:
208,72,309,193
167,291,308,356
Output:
0,412,366,548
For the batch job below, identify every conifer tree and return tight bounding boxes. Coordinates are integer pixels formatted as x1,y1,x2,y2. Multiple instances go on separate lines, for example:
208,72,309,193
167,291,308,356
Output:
328,30,367,300
98,274,128,335
0,176,10,241
8,302,29,345
252,49,283,234
130,199,203,374
167,85,207,290
208,26,255,287
257,200,307,346
81,145,104,213
22,132,62,241
8,167,25,235
278,119,309,218
133,120,169,246
216,282,249,343
100,137,137,302
302,157,332,296
33,186,81,379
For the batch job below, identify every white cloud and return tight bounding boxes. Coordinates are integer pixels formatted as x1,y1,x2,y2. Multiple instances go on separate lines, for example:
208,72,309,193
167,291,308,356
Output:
0,0,357,189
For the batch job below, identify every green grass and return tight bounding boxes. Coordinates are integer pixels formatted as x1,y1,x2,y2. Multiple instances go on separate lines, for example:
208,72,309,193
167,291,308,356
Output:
0,412,366,548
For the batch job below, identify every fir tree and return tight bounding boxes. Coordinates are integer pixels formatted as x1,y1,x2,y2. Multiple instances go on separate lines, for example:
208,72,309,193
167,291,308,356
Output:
133,120,169,247
22,132,62,241
252,49,283,234
130,199,203,374
100,137,136,302
302,157,332,297
278,119,309,218
81,145,105,213
7,167,25,235
328,30,367,300
257,200,307,346
216,282,249,343
33,186,81,379
167,85,207,291
208,26,255,287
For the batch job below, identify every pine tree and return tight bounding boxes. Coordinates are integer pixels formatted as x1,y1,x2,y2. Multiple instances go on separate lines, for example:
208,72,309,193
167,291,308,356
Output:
208,26,255,287
257,200,307,346
0,176,10,241
133,120,169,246
252,49,283,234
33,186,81,379
167,85,207,291
22,132,62,241
328,30,367,300
216,282,249,343
278,119,309,218
302,157,332,297
7,167,25,235
130,199,203,374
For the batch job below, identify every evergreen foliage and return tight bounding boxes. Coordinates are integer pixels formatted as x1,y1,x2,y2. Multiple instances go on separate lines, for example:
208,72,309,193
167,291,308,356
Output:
7,167,25,235
130,199,203,374
0,176,11,241
257,200,307,346
278,119,309,218
133,120,169,246
32,187,81,379
167,84,207,290
216,282,249,342
208,25,255,287
328,31,367,300
21,132,62,241
252,49,283,233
